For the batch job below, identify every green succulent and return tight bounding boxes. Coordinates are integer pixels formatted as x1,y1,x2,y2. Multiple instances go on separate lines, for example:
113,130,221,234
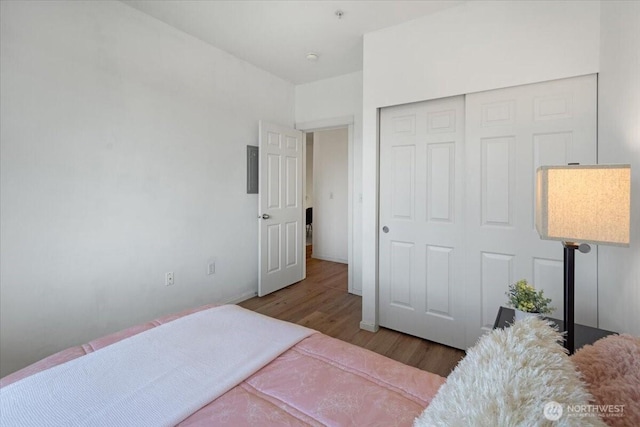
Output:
505,279,554,314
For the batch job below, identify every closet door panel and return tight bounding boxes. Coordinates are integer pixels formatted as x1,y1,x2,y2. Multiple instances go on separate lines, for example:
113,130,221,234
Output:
464,75,597,347
379,96,466,349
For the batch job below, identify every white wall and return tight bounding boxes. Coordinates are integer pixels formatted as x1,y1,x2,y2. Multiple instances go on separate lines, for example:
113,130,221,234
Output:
597,1,640,336
295,71,363,293
361,1,602,330
312,128,349,263
295,71,363,125
0,0,294,376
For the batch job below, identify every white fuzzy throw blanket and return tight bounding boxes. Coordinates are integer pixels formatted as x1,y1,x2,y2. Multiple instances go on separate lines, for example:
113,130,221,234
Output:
415,317,605,427
0,305,314,427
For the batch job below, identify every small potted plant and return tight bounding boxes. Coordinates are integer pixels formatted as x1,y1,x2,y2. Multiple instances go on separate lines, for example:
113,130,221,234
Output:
505,279,554,321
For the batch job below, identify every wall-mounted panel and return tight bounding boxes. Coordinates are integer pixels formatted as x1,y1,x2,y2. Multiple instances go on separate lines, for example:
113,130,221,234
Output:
390,241,414,309
481,136,514,226
392,145,416,220
246,145,259,194
427,142,455,222
285,221,298,267
481,252,514,329
267,154,281,209
285,156,298,208
267,224,281,273
426,245,453,318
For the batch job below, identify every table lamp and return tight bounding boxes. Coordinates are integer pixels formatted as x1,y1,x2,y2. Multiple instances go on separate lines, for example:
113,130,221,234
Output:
535,164,631,354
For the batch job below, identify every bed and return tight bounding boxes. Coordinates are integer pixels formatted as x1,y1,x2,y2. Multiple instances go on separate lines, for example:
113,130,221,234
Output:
0,304,445,426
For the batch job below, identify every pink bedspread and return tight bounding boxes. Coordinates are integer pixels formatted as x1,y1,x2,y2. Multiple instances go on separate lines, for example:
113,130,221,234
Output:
1,305,445,426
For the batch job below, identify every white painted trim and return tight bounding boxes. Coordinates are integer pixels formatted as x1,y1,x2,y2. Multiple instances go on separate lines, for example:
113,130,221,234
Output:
347,124,354,295
224,290,258,305
301,133,307,281
359,321,379,333
360,107,380,330
312,254,348,264
296,117,355,295
297,115,354,132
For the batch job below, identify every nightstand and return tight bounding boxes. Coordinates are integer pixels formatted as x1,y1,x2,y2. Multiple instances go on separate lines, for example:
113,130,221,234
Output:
493,306,616,351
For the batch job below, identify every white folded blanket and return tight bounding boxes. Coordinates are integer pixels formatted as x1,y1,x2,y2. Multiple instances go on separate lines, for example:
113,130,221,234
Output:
0,305,315,427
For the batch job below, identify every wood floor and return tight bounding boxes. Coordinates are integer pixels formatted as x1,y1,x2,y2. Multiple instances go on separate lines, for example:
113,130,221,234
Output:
239,246,465,377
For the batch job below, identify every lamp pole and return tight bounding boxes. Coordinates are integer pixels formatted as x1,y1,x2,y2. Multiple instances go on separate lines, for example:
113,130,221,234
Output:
563,242,578,354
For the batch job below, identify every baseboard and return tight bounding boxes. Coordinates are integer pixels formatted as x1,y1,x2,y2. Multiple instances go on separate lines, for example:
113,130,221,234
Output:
312,254,348,264
349,288,362,297
359,321,379,333
224,290,258,305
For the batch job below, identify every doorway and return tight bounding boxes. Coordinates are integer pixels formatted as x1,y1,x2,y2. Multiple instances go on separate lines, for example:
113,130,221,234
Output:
298,116,355,294
305,128,349,266
305,133,314,248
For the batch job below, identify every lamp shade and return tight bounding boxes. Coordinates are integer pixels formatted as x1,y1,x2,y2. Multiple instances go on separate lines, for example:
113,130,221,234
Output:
536,164,631,246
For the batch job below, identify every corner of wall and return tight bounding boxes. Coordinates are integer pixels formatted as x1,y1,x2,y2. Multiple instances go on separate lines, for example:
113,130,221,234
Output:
596,0,640,336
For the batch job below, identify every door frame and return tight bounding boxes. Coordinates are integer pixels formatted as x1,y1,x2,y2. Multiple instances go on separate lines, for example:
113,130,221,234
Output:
296,116,355,294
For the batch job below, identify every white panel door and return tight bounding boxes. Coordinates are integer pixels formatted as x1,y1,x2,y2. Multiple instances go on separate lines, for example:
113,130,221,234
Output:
379,96,466,349
258,121,304,297
464,75,597,347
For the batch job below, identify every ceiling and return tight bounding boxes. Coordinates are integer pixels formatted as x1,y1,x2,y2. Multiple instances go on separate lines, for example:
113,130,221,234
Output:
122,0,464,85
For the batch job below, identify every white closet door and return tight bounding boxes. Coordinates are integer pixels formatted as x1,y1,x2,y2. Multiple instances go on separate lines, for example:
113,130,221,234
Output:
464,75,597,347
379,96,466,349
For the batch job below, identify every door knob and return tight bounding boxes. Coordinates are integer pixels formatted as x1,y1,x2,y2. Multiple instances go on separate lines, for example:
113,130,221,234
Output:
260,214,270,220
382,226,389,233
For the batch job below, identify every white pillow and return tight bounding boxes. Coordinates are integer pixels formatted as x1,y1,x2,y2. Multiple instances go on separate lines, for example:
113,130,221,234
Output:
414,317,605,427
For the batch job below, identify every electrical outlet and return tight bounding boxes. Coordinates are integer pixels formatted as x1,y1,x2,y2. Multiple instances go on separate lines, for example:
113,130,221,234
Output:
207,261,216,275
165,272,174,286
